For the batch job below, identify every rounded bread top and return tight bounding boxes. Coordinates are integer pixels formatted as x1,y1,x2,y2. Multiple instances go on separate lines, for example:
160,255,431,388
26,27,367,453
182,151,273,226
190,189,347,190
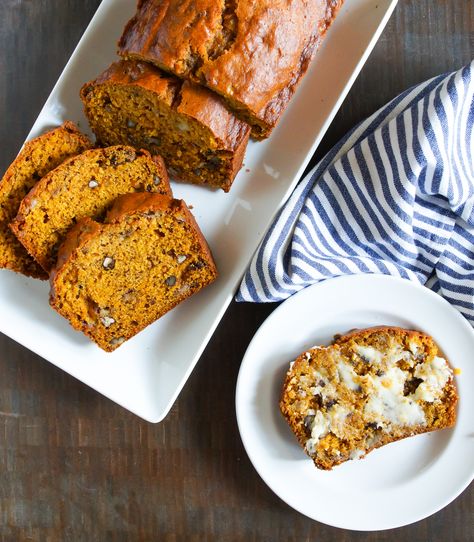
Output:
118,0,340,118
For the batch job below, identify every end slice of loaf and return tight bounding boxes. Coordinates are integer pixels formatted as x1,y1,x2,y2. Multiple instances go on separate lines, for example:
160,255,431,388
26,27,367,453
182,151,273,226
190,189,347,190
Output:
11,145,171,273
49,192,217,352
280,326,458,470
80,60,250,192
0,121,92,278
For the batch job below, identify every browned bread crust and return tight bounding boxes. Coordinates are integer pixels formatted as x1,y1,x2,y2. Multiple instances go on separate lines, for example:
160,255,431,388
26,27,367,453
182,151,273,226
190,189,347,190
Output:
50,193,218,352
118,0,344,138
80,60,250,192
0,122,92,279
280,326,458,470
11,145,171,273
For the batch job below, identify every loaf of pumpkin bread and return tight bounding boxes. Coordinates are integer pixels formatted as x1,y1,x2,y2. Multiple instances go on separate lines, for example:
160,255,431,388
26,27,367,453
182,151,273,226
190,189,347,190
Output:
0,122,92,278
50,192,218,352
280,327,458,470
80,60,250,192
11,145,170,273
118,0,344,138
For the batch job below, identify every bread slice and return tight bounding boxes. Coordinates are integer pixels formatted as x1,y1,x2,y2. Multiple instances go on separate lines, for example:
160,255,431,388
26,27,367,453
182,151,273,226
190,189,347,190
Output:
49,192,218,352
80,60,250,192
0,121,92,278
280,326,458,470
11,145,171,273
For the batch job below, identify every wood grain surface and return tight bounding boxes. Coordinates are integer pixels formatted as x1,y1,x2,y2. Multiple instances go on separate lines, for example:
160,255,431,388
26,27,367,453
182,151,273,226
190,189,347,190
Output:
0,1,473,540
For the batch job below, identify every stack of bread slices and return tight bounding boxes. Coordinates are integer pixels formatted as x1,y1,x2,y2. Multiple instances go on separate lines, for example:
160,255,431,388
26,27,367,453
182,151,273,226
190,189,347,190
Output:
0,1,345,350
0,122,217,351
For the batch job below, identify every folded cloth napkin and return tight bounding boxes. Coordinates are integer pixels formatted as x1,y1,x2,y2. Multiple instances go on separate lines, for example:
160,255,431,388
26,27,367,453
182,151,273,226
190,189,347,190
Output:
237,61,474,325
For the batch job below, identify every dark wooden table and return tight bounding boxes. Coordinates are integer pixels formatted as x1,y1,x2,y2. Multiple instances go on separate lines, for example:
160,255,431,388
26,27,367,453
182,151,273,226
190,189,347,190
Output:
0,1,472,540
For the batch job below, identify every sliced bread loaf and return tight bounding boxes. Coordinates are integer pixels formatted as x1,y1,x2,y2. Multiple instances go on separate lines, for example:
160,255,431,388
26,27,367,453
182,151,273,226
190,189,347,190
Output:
117,0,343,139
50,192,218,352
11,145,170,273
280,326,458,470
0,122,92,278
80,60,250,192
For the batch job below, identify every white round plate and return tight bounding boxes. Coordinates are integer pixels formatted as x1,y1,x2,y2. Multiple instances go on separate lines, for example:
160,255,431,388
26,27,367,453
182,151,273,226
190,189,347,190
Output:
235,275,474,531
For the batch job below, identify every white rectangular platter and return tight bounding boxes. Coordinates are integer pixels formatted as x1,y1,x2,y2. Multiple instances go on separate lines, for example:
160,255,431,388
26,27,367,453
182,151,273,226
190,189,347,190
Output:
0,0,398,422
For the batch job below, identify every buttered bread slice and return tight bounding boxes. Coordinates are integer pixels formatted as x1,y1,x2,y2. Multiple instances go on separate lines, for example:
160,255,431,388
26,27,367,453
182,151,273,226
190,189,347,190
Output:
280,327,458,470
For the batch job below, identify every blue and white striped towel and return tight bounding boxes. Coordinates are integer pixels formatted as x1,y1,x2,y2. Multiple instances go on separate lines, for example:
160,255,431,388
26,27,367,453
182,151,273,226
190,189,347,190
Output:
237,61,474,325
